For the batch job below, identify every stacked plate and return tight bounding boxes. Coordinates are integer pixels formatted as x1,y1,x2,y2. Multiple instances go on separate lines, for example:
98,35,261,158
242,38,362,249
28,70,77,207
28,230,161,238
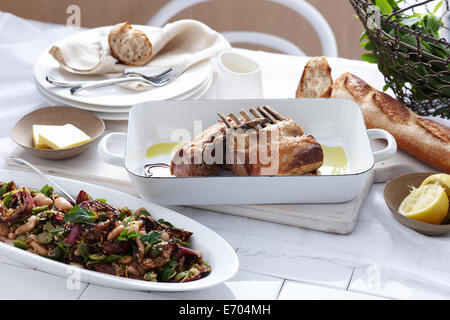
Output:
33,26,213,120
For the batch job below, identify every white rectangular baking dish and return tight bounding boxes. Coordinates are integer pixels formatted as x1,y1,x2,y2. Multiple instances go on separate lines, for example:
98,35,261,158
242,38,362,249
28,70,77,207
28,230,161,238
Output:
99,98,396,205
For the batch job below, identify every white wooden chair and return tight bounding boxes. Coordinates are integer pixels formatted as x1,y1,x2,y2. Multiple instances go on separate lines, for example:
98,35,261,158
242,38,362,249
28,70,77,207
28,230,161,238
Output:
148,0,338,57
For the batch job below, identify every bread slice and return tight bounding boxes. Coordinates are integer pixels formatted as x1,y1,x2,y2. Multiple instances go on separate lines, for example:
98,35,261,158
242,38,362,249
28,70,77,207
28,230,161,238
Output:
108,22,152,66
296,56,332,98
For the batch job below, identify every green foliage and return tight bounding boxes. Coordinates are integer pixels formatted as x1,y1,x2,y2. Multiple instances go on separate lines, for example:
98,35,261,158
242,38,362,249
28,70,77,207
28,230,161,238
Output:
360,0,449,117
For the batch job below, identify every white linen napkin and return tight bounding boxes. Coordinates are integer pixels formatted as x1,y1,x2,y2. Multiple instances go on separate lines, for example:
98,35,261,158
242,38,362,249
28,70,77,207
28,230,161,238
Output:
49,19,231,89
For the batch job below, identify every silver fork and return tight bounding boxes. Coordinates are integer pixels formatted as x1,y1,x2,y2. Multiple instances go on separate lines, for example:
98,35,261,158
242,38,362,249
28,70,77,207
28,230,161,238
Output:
69,65,185,94
45,67,173,88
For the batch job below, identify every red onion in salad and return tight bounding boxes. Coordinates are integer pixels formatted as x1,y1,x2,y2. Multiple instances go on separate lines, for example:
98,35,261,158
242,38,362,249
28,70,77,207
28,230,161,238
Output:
64,223,81,245
177,244,202,259
76,190,92,204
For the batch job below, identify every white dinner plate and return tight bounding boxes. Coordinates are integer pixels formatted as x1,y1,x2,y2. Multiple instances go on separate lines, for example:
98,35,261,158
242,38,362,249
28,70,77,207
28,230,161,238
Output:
34,25,211,107
36,73,212,114
36,84,129,120
36,74,213,120
90,78,212,120
36,83,132,113
0,169,238,291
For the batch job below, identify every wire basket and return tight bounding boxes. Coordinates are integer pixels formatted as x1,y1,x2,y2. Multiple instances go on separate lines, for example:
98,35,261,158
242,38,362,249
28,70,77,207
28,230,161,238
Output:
350,0,450,118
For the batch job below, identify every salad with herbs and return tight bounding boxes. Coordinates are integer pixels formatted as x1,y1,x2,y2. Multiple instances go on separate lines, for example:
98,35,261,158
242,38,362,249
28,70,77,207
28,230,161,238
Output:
0,181,211,283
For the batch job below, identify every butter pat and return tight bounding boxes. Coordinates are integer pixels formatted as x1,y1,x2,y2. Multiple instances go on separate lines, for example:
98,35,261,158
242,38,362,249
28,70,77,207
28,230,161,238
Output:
37,124,91,150
32,125,53,149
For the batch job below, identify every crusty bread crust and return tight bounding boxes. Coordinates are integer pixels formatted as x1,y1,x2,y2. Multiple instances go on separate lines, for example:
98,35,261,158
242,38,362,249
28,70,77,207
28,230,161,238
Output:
331,72,450,173
296,56,332,98
108,22,152,66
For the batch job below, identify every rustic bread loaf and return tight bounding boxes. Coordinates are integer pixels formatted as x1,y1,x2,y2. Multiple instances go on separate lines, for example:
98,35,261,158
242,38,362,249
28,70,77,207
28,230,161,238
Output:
295,56,333,98
296,56,450,172
108,22,152,66
331,72,450,173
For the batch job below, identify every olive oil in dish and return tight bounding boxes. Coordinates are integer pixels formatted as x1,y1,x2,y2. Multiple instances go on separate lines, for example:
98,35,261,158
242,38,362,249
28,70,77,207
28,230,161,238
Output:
146,142,184,158
318,145,349,175
145,142,349,176
145,142,183,177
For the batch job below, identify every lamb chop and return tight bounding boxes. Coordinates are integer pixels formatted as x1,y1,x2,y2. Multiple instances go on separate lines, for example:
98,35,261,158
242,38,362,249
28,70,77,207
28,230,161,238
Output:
170,106,323,176
221,106,323,176
170,120,228,177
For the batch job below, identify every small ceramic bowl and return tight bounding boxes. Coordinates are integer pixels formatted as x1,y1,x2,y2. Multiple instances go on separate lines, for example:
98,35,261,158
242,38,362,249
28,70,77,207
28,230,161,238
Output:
11,106,105,160
384,172,450,236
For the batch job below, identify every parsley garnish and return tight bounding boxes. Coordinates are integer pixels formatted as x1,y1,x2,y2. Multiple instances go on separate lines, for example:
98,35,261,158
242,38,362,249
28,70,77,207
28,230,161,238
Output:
3,193,12,208
63,205,96,223
40,184,54,197
140,231,162,245
0,182,11,198
157,219,173,227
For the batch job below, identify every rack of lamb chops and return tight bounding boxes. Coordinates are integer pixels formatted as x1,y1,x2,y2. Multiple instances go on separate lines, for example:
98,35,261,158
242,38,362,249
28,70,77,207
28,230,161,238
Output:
170,106,323,177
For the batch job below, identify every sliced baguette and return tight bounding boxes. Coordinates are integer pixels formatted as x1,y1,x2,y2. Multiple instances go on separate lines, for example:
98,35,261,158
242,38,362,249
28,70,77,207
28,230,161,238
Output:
296,56,333,98
108,22,152,66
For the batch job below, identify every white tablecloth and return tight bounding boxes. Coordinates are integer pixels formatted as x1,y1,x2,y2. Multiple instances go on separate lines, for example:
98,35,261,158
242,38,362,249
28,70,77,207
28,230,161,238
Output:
1,11,450,300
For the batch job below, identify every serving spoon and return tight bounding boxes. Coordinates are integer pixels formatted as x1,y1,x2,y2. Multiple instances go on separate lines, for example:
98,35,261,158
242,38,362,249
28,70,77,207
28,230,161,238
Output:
10,157,76,204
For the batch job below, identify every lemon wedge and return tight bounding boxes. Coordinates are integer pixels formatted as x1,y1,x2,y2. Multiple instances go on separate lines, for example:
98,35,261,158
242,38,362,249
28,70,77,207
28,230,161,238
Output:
398,184,449,225
420,173,450,197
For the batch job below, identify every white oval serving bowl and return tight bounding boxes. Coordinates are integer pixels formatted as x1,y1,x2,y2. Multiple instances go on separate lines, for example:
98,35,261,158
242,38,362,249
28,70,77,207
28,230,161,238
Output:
0,169,238,292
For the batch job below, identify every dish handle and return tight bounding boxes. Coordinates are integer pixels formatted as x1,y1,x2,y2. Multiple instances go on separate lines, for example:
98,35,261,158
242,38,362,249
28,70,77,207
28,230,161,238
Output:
367,129,397,162
98,132,126,167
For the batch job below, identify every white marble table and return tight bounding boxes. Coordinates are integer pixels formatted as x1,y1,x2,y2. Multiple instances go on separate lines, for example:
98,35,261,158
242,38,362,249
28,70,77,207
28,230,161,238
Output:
1,11,450,300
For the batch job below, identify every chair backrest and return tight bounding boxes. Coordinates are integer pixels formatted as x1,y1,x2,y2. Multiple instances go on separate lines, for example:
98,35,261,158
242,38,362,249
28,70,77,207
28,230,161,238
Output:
148,0,338,57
